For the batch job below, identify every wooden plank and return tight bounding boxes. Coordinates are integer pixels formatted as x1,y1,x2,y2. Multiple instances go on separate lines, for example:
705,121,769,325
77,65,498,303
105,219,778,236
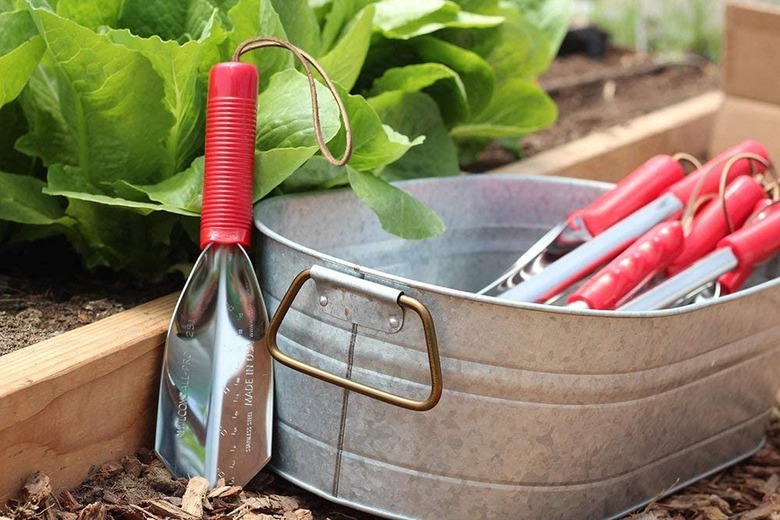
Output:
723,1,780,105
0,293,177,503
489,91,723,182
710,96,780,161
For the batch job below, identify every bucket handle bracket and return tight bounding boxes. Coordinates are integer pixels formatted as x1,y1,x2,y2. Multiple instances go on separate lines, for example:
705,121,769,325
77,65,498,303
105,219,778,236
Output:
266,267,443,411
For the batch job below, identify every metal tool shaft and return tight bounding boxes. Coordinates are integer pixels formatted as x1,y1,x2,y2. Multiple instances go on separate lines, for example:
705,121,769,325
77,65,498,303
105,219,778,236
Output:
619,248,739,311
500,193,685,303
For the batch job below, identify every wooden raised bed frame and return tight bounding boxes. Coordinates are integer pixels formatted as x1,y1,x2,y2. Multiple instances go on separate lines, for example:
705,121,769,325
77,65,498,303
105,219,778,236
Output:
2,0,778,503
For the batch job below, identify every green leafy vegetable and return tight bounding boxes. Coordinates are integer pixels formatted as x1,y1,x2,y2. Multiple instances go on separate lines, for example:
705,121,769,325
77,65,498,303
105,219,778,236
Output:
348,168,445,239
0,170,67,225
0,0,568,278
0,10,45,109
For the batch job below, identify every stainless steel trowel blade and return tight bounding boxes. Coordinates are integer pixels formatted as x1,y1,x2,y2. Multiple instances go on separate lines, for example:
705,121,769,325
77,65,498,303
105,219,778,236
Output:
155,243,272,486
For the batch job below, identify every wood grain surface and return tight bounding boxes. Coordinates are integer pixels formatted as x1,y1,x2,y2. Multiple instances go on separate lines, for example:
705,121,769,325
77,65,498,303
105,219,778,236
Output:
0,294,176,503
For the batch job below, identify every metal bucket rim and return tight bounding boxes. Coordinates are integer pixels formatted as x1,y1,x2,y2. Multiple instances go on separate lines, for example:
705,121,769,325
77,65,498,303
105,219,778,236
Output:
253,173,780,317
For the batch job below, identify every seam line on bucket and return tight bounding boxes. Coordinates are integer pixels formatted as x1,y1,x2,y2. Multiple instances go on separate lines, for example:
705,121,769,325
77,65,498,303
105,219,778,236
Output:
332,322,359,497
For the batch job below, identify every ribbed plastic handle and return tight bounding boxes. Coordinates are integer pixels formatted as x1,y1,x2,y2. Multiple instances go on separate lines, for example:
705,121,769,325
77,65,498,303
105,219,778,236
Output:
200,62,258,250
718,204,780,268
666,175,767,275
567,221,684,310
565,155,685,237
667,140,769,203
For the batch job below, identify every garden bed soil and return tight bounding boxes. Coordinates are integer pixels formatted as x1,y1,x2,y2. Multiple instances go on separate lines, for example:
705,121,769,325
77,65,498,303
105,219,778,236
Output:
0,49,747,520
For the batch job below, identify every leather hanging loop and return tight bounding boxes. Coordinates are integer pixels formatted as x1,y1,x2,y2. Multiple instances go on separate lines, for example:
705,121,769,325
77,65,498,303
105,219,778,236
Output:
232,36,353,167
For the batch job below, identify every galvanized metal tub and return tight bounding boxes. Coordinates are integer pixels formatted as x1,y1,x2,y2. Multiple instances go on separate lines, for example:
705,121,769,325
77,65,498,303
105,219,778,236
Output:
253,174,780,520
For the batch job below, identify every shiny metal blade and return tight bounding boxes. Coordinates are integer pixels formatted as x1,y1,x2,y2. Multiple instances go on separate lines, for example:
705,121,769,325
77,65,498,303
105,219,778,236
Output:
155,243,272,486
477,222,568,296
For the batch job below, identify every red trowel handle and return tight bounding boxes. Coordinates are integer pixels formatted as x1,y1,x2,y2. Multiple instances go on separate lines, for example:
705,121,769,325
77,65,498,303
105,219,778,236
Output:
567,220,685,310
200,62,258,250
565,155,685,237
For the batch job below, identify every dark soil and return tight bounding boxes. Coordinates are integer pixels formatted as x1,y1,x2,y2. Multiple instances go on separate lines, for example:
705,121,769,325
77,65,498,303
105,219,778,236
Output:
467,49,719,171
0,49,760,520
0,236,182,355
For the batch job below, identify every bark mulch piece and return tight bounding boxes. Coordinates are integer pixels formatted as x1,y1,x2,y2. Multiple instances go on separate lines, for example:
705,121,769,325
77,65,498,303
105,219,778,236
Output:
1,449,376,520
5,415,780,519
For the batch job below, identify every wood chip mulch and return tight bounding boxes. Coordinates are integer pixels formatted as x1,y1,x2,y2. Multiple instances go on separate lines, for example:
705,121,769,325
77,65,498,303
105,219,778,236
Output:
5,415,780,520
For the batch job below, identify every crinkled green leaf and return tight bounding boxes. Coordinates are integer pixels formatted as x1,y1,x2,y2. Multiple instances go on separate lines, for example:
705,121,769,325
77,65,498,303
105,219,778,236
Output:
256,68,340,150
123,156,204,214
16,55,77,168
45,164,193,215
270,0,320,54
450,0,499,14
369,90,458,180
412,37,494,116
329,86,421,171
450,79,556,139
117,0,218,42
54,0,122,30
0,101,36,174
369,62,468,126
107,19,225,175
509,0,569,60
279,155,348,193
487,3,551,82
0,10,45,109
319,0,373,53
62,198,186,277
373,0,502,39
348,168,445,239
254,147,320,199
0,170,67,224
226,0,292,89
318,5,374,90
364,36,494,117
18,9,172,187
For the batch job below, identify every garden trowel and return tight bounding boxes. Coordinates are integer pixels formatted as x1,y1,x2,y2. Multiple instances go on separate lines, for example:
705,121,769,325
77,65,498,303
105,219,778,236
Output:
155,61,272,486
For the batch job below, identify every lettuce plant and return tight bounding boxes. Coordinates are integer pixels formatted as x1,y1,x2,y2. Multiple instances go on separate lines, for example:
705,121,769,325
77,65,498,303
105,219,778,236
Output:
0,0,568,278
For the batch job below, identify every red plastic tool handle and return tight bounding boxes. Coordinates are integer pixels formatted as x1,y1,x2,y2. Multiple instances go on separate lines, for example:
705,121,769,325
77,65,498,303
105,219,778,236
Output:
716,200,780,291
718,266,753,295
665,175,767,275
718,203,780,268
667,140,769,204
565,155,685,237
567,220,685,310
200,62,258,250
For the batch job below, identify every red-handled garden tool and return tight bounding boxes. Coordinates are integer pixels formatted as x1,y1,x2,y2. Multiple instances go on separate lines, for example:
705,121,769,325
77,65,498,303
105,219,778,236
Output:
716,199,777,294
478,154,687,295
155,37,352,486
498,140,769,304
620,202,780,311
566,175,767,309
155,62,271,487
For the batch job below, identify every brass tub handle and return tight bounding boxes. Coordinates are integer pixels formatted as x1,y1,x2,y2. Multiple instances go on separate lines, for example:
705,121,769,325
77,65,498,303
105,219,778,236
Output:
266,268,443,411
